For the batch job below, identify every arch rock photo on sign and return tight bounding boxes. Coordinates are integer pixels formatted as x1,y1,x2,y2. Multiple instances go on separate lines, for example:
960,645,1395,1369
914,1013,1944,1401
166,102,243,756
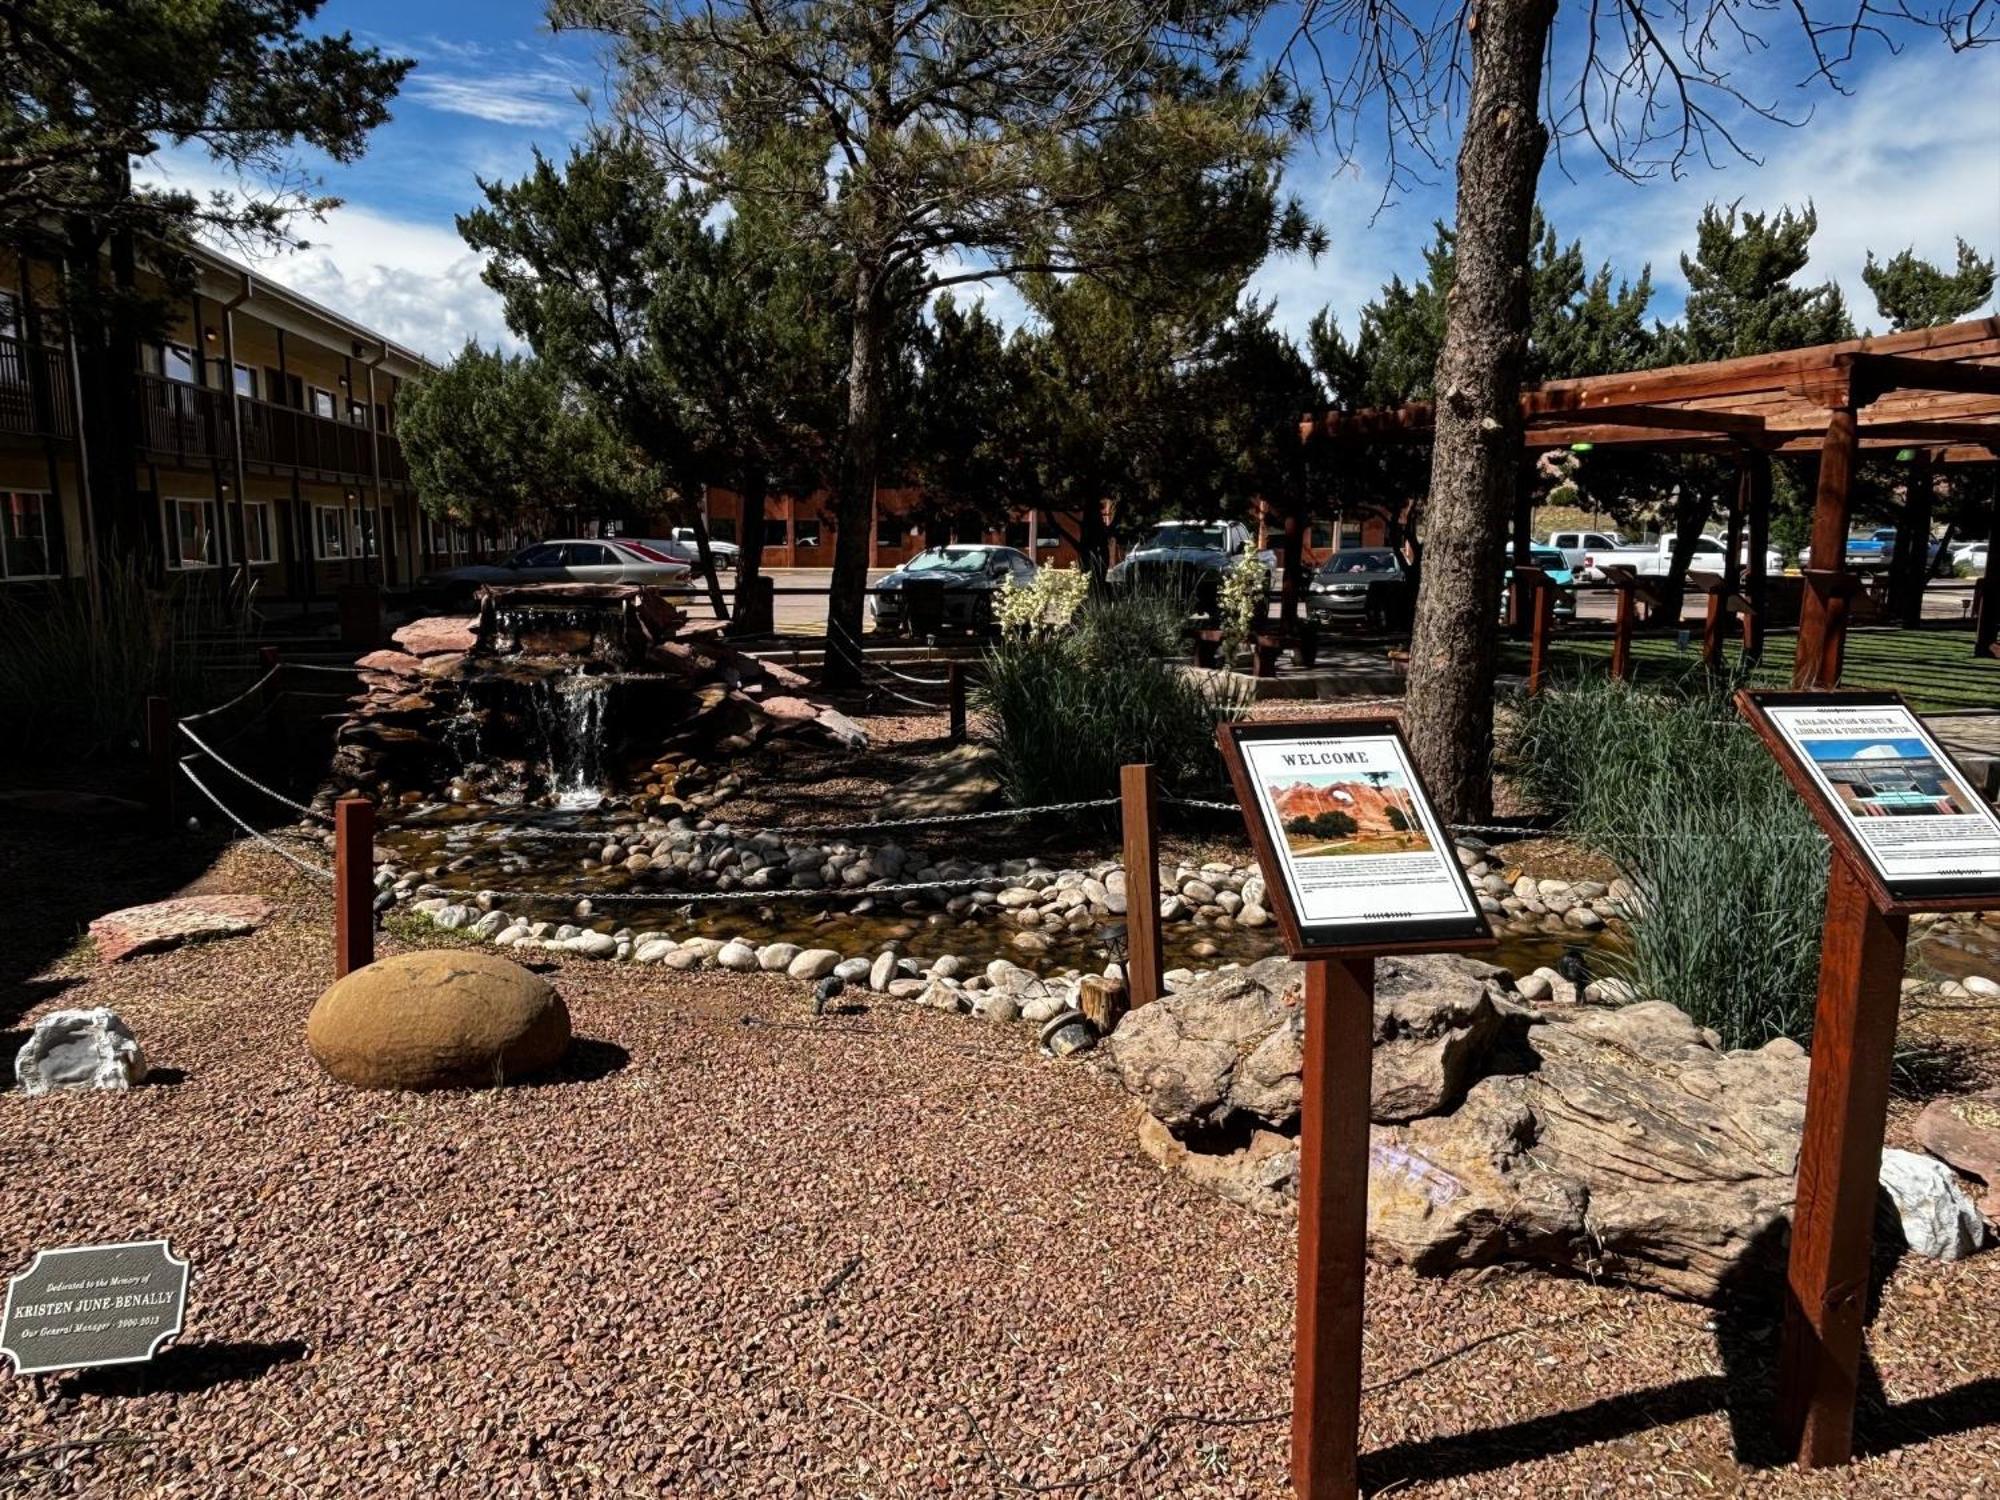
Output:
2,1239,189,1377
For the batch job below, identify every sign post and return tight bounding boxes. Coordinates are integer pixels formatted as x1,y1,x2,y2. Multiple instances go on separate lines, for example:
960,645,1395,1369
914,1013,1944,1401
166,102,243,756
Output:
1736,690,2000,1468
1215,719,1493,1499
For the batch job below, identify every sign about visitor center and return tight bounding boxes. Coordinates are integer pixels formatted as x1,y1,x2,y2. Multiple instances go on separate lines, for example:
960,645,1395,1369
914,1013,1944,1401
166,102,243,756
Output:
1742,691,2000,906
1218,719,1492,958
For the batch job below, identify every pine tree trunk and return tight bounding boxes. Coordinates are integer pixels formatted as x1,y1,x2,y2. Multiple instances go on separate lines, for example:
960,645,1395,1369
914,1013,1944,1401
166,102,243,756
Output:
1402,0,1555,822
731,469,769,636
825,262,884,686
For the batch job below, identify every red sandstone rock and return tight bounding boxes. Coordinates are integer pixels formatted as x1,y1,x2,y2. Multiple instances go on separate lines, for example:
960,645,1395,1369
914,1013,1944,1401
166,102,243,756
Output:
89,895,275,964
391,617,478,657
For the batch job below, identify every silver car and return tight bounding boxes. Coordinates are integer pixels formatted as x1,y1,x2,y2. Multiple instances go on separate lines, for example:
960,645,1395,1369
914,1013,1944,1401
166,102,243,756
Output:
421,538,690,605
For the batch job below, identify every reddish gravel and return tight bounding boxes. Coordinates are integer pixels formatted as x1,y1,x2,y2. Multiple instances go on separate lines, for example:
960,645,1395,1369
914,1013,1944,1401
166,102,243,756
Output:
3,832,1998,1497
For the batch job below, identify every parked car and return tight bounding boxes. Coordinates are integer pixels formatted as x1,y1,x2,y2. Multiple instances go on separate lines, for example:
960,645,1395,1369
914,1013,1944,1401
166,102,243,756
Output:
1580,533,1783,580
622,532,739,571
1307,547,1410,628
1545,529,1625,570
1802,527,1896,572
1502,546,1577,619
418,538,691,607
1951,541,1989,576
1105,520,1276,618
870,544,1038,634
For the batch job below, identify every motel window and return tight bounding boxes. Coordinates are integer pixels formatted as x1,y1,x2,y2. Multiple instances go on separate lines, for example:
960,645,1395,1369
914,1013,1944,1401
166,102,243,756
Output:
309,387,337,420
1004,520,1030,550
1340,523,1363,548
0,291,19,340
762,517,787,548
159,343,197,384
707,516,736,546
875,514,903,547
1309,524,1333,549
164,497,218,570
233,364,259,399
794,517,822,548
348,400,370,426
242,502,275,565
1,491,62,581
348,506,379,558
314,505,347,560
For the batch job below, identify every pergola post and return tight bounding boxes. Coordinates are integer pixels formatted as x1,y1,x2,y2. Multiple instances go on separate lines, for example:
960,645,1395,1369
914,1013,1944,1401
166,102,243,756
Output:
1705,456,1750,670
1279,507,1306,633
1975,477,1999,661
1895,453,1936,628
1794,402,1860,689
1509,464,1535,637
1744,450,1773,660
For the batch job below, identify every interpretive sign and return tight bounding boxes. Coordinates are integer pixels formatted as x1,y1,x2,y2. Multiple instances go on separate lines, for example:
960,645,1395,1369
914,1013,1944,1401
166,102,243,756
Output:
1739,691,2000,907
1217,718,1493,958
3,1240,188,1376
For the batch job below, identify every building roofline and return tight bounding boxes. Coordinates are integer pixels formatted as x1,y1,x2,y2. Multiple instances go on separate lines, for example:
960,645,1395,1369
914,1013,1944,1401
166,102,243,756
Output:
186,240,437,376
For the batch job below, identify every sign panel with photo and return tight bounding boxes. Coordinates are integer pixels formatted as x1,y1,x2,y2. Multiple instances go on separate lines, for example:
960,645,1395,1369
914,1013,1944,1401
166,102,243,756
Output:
1741,691,2000,906
1218,720,1493,956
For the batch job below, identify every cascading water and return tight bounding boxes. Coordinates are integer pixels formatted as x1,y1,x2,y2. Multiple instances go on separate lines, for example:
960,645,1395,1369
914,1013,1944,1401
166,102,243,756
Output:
533,673,610,809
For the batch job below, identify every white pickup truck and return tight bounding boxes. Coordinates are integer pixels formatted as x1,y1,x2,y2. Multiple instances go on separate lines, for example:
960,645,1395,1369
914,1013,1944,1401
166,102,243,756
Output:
1545,529,1626,570
1580,534,1784,580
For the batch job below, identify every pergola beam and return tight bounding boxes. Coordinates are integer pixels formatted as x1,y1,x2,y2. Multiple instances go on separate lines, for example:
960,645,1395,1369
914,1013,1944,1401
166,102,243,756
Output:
1846,352,2000,401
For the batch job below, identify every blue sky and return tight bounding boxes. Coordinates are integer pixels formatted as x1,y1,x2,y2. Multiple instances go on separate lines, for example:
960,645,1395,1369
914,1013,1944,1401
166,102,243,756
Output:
143,0,2000,362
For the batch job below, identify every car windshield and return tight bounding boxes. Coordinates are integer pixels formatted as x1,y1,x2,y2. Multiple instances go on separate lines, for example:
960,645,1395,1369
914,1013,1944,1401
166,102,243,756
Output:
1322,550,1398,576
1144,525,1228,550
906,548,991,574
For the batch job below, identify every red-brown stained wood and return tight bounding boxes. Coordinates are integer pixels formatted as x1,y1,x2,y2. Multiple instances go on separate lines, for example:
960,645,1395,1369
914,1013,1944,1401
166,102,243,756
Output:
1745,451,1773,656
1778,855,1909,1468
947,662,967,746
1524,568,1554,693
1794,405,1860,688
1292,956,1375,1500
333,796,376,980
1119,763,1162,1008
1610,583,1637,682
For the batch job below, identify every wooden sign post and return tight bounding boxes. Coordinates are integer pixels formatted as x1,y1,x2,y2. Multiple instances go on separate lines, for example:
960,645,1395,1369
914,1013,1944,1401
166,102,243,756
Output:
1736,690,2000,1468
1216,720,1494,1499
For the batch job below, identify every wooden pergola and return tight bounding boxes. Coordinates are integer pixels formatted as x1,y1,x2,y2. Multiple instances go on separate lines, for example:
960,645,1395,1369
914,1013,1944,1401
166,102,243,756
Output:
1303,316,2000,682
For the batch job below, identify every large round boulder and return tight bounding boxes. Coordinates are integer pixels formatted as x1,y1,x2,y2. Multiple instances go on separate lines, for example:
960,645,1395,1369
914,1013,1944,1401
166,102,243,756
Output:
308,951,571,1090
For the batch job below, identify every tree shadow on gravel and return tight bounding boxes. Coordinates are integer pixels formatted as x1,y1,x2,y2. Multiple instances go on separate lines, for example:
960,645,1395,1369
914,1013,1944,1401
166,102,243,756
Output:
63,1339,308,1398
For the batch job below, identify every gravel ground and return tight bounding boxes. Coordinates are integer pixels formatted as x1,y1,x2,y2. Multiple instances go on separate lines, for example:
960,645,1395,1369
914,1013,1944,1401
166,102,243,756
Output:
3,790,1998,1496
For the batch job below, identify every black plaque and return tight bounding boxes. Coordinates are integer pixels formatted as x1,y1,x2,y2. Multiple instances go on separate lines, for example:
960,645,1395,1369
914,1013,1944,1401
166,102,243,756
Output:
3,1240,188,1376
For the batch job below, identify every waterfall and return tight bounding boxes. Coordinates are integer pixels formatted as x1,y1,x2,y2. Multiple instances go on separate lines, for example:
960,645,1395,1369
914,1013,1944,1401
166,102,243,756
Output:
534,674,609,809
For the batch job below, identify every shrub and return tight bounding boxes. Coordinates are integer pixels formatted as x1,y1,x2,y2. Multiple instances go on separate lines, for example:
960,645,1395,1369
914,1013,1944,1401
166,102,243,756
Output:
993,564,1090,636
0,561,251,760
1503,669,1828,1048
977,592,1248,805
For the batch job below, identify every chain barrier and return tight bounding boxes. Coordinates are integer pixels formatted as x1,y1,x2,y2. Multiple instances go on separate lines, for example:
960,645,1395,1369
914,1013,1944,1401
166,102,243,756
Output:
178,664,283,724
284,660,368,674
179,762,334,880
177,720,333,825
394,795,1124,845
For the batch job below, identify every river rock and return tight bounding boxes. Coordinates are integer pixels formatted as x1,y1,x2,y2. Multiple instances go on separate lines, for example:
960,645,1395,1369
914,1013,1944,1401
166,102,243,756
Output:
833,957,874,983
307,951,570,1090
756,942,802,972
716,941,759,971
869,951,899,992
1877,1148,1988,1260
787,948,842,981
14,1008,149,1095
88,894,273,964
1914,1089,2000,1196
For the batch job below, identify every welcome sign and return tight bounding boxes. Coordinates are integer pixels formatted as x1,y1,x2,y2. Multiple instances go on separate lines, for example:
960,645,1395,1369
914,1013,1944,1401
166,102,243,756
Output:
1217,719,1493,957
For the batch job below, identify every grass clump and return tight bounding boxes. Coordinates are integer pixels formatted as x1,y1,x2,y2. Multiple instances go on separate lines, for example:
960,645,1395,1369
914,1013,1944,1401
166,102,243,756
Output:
0,561,251,760
1504,669,1828,1048
977,590,1248,805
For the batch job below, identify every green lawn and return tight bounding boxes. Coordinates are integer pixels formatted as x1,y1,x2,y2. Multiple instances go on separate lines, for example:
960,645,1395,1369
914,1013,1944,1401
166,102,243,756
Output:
1502,627,1999,713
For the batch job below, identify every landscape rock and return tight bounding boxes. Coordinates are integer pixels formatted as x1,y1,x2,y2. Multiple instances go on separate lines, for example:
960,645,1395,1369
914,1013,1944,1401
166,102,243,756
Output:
878,744,1003,819
868,952,899,992
787,948,842,981
14,1008,149,1095
307,951,570,1090
1914,1089,2000,1197
88,894,273,964
716,941,759,972
1136,1113,1296,1218
1877,1148,1988,1260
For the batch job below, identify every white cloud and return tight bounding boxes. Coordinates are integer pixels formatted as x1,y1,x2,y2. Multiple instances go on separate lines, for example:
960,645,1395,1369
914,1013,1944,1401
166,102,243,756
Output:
405,71,585,130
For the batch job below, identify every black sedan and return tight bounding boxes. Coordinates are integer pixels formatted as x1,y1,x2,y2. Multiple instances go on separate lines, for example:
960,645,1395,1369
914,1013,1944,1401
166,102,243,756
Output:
1306,548,1411,629
870,545,1038,634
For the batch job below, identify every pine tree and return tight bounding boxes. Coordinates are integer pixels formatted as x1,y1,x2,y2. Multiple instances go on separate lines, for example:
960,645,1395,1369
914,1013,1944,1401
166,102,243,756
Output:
1862,241,1995,331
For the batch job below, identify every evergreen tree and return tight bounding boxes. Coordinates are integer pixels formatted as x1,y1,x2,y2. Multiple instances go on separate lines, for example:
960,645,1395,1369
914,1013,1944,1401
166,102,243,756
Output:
550,0,1320,680
1665,203,1854,363
1862,240,1995,331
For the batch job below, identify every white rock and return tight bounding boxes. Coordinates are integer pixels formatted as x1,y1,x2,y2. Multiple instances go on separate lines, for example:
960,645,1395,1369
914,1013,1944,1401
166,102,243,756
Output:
14,1008,148,1095
1564,906,1605,931
633,939,676,964
1516,970,1553,1004
869,951,899,992
973,992,1021,1024
662,948,704,970
1964,974,2000,1000
787,948,843,981
1878,1148,1988,1260
1238,903,1270,928
570,931,618,959
716,941,759,971
756,942,802,972
931,954,964,979
833,957,874,983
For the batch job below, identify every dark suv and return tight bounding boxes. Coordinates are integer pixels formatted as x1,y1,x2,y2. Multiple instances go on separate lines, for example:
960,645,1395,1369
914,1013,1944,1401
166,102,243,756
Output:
1307,548,1410,629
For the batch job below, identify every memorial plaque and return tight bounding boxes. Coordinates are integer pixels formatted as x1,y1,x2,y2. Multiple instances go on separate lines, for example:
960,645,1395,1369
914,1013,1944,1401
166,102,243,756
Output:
1217,719,1493,958
3,1240,188,1376
1739,690,2000,909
